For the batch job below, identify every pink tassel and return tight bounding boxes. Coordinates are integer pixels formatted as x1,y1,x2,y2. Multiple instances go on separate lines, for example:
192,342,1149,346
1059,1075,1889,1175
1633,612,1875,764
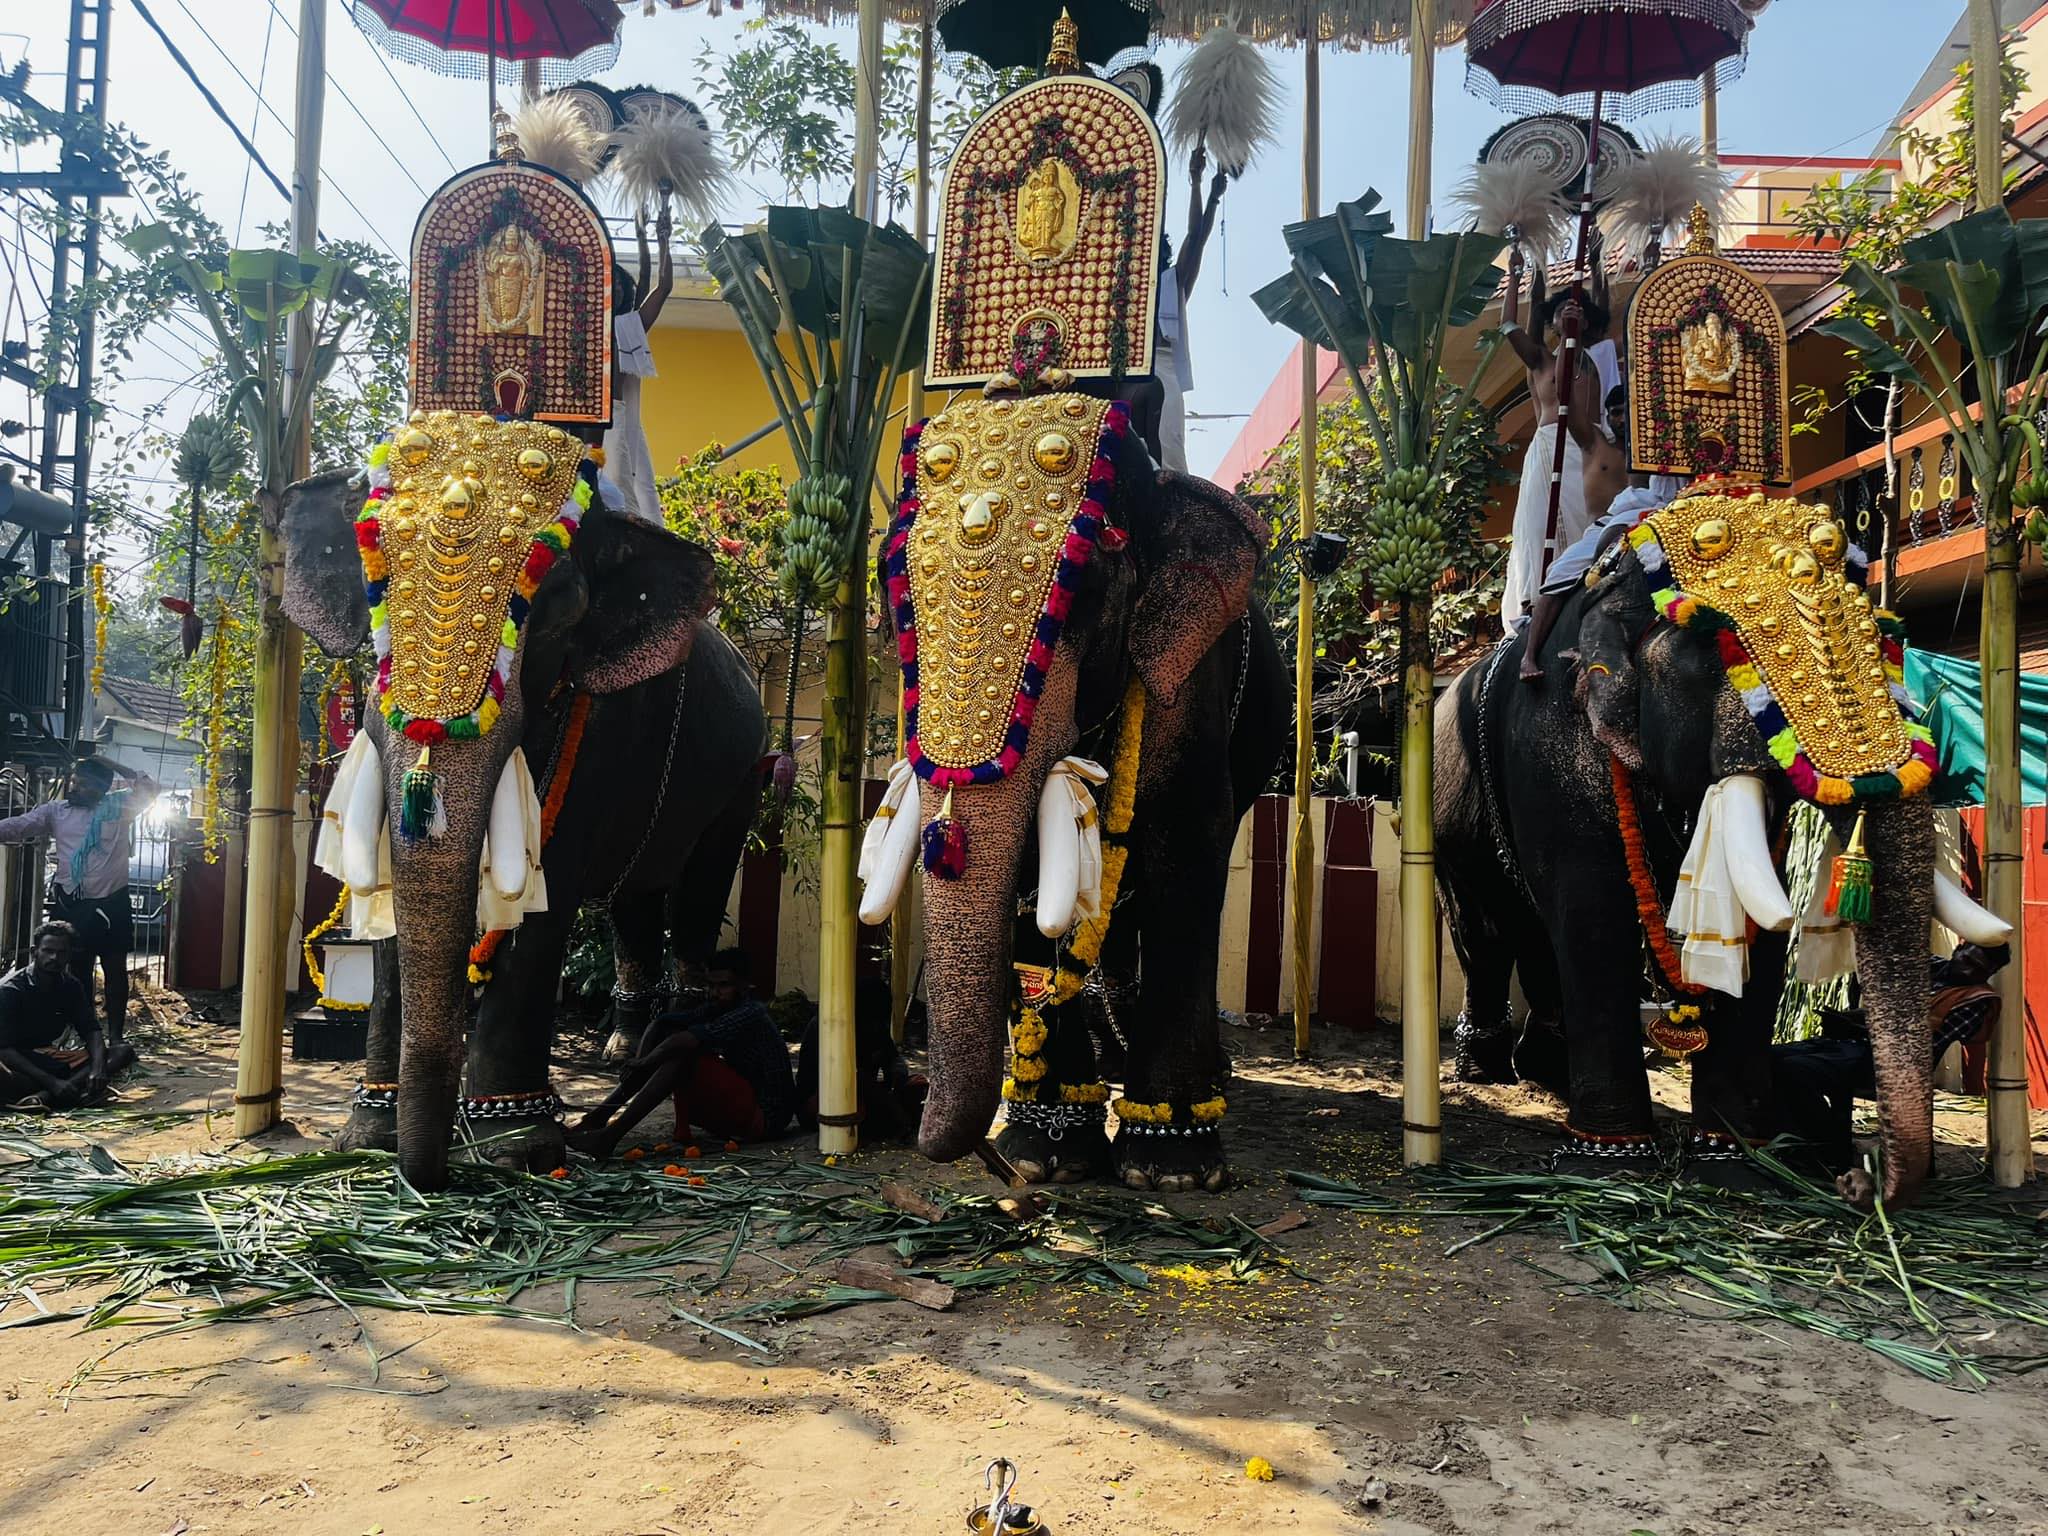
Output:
922,787,966,879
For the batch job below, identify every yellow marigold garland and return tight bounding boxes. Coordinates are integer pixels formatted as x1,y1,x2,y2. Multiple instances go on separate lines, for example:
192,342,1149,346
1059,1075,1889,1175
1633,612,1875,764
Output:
88,563,109,700
1002,675,1148,1106
300,886,368,1012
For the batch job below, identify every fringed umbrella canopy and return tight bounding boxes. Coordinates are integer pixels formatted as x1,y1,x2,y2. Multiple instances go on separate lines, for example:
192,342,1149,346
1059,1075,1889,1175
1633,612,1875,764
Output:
1151,0,1476,47
346,0,626,87
1464,0,1752,120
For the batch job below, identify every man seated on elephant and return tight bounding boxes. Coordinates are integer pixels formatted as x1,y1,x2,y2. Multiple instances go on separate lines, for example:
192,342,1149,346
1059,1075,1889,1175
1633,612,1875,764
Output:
1772,941,2010,1172
0,920,135,1108
569,948,795,1157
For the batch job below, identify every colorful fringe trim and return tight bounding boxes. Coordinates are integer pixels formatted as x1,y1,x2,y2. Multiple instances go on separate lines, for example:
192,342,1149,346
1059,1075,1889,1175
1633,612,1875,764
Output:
1627,522,1936,805
882,401,1130,790
359,435,593,746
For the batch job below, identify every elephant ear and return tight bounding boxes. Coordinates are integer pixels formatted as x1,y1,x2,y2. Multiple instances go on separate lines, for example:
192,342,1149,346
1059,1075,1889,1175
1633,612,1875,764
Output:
1572,545,1654,772
282,469,370,657
560,506,717,694
1127,469,1270,708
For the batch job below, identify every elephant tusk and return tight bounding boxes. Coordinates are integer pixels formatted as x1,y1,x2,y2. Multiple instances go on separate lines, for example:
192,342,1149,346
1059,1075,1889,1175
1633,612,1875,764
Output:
342,737,385,895
487,754,530,901
1036,757,1108,939
1934,871,2015,945
858,760,921,925
1718,774,1796,933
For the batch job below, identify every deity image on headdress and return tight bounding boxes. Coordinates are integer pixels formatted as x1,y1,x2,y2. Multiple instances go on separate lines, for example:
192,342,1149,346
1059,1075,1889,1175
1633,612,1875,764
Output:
479,222,547,337
1681,310,1739,396
1017,159,1079,263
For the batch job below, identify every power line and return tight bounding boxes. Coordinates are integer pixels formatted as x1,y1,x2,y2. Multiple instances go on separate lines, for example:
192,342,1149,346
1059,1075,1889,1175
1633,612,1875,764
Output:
353,13,460,175
127,0,292,206
262,0,432,202
234,3,279,244
164,0,404,260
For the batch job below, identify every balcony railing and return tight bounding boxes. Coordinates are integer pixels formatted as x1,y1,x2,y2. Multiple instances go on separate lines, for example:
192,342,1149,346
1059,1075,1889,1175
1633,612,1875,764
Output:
1790,408,1988,579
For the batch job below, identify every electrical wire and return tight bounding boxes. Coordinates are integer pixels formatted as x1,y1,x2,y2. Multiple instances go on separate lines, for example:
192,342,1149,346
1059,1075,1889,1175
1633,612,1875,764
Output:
261,0,433,203
233,2,279,245
127,0,292,206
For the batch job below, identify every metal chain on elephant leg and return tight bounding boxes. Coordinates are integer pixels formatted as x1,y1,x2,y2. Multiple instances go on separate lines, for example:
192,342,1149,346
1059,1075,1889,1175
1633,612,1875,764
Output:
604,669,690,906
1228,609,1252,731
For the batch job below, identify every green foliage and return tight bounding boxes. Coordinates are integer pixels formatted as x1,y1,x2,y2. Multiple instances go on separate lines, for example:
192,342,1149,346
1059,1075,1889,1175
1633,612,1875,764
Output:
1255,388,1507,678
659,442,791,658
1254,188,1508,601
697,20,1027,212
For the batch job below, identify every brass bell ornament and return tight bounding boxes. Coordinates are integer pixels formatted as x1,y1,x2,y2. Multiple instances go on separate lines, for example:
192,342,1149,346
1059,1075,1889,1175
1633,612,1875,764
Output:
966,1457,1050,1536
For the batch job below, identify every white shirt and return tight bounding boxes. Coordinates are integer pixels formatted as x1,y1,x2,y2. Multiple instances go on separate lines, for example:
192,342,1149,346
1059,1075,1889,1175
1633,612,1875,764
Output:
0,792,142,899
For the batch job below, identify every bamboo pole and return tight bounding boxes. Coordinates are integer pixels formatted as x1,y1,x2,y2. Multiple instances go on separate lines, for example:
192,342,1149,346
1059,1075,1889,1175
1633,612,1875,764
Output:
891,2,934,1048
1971,0,2032,1187
233,0,322,1138
814,0,888,1157
1288,34,1321,1062
1700,65,1718,166
1399,0,1441,1167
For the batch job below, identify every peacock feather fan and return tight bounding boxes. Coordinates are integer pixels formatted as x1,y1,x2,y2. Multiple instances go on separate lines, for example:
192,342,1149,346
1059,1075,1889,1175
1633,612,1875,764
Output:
1451,160,1572,260
510,93,610,188
1600,134,1735,261
610,98,733,229
1164,25,1282,178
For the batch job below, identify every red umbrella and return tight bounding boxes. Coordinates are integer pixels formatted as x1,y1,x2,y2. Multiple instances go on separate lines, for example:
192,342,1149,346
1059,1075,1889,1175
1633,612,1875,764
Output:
345,1,626,89
1466,0,1754,581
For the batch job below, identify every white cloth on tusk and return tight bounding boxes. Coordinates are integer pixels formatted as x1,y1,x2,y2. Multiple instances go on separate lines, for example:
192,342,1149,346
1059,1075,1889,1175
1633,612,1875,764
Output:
478,748,549,928
313,735,549,943
858,758,922,925
1793,826,1855,983
1036,756,1109,938
1668,779,1752,997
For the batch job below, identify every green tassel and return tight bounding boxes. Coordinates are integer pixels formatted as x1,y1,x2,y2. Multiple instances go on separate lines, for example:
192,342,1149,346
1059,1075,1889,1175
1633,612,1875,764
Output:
399,744,446,844
1827,809,1874,924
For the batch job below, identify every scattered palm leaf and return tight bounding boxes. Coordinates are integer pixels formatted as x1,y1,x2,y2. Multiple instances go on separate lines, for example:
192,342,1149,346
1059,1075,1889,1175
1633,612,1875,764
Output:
1288,1153,2048,1388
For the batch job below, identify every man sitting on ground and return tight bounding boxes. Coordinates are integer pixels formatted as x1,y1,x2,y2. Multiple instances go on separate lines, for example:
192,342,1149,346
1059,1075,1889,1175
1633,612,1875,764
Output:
569,947,795,1157
1773,940,2010,1171
0,920,135,1108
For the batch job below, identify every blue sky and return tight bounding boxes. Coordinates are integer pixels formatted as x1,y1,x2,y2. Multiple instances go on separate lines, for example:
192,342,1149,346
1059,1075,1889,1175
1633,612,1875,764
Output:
0,1,1974,491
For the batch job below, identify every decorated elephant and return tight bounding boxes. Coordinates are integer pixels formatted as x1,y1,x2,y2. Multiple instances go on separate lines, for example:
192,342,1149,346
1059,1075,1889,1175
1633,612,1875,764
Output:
861,395,1286,1192
1435,490,2009,1208
284,438,765,1189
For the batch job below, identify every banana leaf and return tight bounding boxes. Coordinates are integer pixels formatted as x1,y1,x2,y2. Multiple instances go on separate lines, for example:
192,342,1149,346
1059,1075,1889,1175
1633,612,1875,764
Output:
1901,207,2027,361
1362,230,1511,365
1812,311,1924,384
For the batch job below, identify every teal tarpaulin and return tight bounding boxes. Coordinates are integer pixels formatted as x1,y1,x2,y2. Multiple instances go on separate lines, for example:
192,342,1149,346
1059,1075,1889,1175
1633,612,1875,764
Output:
1902,648,2048,808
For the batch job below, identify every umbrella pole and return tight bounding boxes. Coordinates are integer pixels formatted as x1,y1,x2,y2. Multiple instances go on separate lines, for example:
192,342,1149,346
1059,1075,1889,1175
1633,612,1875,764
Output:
1539,88,1602,571
1289,31,1321,1064
486,0,499,154
1399,0,1441,1168
891,1,936,1049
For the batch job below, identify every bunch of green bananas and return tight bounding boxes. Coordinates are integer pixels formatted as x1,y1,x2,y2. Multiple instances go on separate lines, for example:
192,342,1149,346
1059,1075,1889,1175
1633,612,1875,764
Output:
777,470,854,604
1362,465,1447,599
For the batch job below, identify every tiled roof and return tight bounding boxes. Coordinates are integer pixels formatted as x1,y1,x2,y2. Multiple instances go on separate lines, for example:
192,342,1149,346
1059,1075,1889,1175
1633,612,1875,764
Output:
95,674,192,732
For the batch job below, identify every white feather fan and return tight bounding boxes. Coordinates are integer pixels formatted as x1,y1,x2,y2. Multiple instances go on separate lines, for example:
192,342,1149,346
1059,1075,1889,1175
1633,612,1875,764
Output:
1452,160,1572,260
611,100,734,230
1164,25,1282,177
1600,134,1735,259
510,94,609,188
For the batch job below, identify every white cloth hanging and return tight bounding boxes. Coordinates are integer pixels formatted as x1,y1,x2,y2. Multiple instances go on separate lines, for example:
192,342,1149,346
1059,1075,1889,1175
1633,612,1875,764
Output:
602,313,664,526
1667,780,1752,997
1501,423,1589,627
1795,827,1856,984
1155,271,1193,473
314,732,549,942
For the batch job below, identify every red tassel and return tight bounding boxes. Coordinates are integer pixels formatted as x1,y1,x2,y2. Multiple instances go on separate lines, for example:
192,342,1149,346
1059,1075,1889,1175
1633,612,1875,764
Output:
922,787,966,879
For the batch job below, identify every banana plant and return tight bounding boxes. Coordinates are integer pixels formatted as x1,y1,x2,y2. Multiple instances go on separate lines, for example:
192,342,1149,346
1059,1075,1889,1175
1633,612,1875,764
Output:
1253,188,1508,1167
1814,203,2048,1182
703,207,930,1154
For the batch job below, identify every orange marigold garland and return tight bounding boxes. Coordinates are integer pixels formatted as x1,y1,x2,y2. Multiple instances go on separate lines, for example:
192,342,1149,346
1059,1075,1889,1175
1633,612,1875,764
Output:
468,690,592,985
1609,752,1707,1001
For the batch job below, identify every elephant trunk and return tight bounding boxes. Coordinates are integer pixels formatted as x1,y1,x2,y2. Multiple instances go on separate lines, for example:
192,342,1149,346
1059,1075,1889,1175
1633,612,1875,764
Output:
1849,799,1938,1209
386,733,506,1191
914,768,1037,1163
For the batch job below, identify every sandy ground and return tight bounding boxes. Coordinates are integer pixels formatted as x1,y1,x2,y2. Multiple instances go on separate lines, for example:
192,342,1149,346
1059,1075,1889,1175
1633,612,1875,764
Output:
3,986,2048,1536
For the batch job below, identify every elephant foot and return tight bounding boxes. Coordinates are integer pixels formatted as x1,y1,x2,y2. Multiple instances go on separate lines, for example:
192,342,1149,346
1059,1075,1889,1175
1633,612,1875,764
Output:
1115,1126,1229,1194
1683,1130,1775,1194
601,1027,637,1064
996,1109,1111,1185
466,1113,568,1173
335,1102,397,1154
1453,1012,1518,1085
